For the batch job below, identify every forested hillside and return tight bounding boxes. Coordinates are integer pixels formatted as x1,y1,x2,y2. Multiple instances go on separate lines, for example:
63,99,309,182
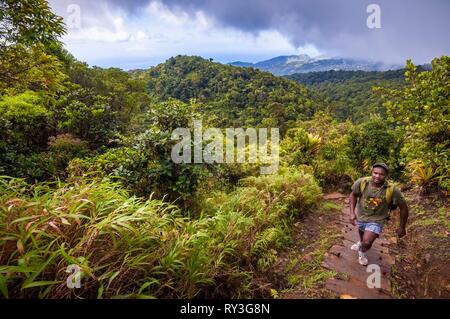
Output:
0,0,448,299
287,69,406,122
144,55,317,129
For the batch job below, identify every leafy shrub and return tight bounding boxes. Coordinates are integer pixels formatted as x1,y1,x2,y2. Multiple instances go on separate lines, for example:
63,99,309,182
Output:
280,113,357,190
239,167,322,213
66,99,208,203
346,115,398,176
406,160,446,194
280,127,319,166
47,134,90,172
0,90,50,153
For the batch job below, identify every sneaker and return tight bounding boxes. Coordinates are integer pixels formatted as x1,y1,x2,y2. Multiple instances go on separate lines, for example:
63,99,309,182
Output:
358,251,368,266
351,241,361,251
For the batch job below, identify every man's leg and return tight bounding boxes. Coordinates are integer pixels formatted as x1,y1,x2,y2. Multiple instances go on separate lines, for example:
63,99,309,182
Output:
358,230,379,265
358,229,364,242
351,222,365,251
361,230,378,252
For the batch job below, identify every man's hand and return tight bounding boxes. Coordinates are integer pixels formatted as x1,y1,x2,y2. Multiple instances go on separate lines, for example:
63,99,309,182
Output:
397,227,406,238
349,213,357,226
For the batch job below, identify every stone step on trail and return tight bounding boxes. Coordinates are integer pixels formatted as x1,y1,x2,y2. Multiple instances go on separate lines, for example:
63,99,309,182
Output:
321,193,395,299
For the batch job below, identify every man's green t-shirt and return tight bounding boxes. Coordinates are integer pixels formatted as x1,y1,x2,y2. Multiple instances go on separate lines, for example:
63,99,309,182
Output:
351,177,405,225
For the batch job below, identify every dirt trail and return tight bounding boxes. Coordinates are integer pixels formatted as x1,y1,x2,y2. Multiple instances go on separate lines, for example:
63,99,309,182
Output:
321,192,395,299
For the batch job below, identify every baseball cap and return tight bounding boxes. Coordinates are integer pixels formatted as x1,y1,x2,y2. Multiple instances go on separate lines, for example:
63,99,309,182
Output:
372,162,389,173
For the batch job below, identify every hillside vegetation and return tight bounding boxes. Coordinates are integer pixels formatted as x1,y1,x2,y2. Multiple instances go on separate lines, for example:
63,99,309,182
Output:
0,0,448,299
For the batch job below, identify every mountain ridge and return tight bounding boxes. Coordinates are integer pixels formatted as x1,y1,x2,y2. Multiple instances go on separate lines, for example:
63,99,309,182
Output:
229,55,402,76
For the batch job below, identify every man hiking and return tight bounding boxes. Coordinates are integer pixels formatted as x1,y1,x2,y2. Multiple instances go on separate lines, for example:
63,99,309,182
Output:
349,162,409,266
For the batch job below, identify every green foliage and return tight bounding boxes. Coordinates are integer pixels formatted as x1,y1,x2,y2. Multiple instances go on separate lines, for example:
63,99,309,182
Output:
280,112,357,189
377,56,449,190
64,63,152,131
280,127,321,166
239,167,322,213
0,91,50,178
287,69,406,86
406,160,443,193
0,170,322,298
66,100,207,204
0,1,448,300
346,115,398,176
0,45,151,181
51,62,151,148
200,167,322,272
0,176,208,298
0,43,67,93
0,0,65,48
47,134,90,172
0,0,66,92
58,89,117,146
288,69,406,123
146,55,315,129
1,90,47,118
0,90,49,151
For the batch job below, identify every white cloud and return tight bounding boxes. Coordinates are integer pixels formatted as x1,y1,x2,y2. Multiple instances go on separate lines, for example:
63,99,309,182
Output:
296,43,323,58
49,0,323,69
66,16,130,42
48,0,449,67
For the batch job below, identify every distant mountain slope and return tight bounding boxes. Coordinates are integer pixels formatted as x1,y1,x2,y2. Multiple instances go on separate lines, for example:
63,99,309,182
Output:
229,55,401,76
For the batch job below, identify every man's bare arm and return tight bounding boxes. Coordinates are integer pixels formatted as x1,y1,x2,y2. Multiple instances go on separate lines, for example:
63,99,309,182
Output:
397,202,409,238
349,192,358,225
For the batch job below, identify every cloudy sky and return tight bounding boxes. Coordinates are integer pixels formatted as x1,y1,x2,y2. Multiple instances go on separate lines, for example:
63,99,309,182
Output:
48,0,450,70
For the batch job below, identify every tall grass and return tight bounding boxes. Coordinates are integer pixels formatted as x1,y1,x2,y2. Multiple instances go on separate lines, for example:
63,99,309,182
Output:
0,167,322,298
202,167,322,272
